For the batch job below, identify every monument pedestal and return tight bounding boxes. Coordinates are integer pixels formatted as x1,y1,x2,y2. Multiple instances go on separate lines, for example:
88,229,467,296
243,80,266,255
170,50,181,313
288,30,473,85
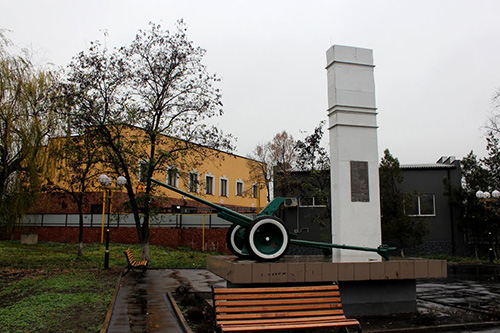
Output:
207,255,447,316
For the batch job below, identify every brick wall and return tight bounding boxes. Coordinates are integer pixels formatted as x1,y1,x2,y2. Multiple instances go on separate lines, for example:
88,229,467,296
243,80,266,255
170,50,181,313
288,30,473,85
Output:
3,226,230,254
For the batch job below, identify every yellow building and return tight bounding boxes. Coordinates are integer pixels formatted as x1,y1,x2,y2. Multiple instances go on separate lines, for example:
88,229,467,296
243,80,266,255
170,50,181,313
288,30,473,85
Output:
39,125,268,215
156,153,267,211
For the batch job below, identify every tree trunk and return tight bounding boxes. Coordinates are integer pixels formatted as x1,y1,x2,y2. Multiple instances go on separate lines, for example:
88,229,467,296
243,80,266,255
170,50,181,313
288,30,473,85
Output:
136,139,155,262
141,242,150,262
77,200,84,256
139,213,151,261
78,242,84,256
126,180,149,260
400,248,405,257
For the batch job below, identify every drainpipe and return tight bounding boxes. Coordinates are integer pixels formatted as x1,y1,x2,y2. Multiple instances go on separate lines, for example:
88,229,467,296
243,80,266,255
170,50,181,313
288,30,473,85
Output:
447,168,456,255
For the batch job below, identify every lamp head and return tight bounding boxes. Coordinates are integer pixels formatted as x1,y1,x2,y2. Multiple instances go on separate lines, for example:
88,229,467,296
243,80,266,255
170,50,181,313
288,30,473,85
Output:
116,176,127,187
99,174,111,186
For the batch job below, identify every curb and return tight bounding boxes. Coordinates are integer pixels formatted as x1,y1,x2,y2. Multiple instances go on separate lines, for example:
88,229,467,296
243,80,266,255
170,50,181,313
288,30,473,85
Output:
100,269,124,333
165,292,194,333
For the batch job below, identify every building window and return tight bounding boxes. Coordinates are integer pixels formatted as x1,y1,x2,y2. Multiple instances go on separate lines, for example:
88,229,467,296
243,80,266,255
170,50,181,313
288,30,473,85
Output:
189,171,199,193
235,180,244,197
167,167,178,187
205,174,214,195
138,160,149,182
407,193,436,216
252,183,259,199
299,197,327,207
220,177,228,197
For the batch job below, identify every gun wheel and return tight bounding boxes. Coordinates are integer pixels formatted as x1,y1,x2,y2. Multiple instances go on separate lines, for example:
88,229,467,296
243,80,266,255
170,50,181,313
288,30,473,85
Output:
226,224,251,259
245,216,289,261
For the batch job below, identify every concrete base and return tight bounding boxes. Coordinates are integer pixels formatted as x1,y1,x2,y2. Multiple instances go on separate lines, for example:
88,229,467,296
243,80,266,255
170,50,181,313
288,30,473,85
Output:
339,279,416,316
207,255,446,316
20,233,38,245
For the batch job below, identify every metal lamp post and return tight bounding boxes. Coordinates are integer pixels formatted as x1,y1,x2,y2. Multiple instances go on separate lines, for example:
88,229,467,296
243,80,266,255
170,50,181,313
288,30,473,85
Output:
476,189,500,263
99,174,127,269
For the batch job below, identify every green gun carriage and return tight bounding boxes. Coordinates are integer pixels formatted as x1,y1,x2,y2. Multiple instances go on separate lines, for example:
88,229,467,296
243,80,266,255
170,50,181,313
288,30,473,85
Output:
151,178,394,262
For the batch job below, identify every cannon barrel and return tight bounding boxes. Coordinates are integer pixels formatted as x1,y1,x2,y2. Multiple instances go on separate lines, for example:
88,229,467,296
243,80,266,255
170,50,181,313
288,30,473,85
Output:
290,239,392,261
150,178,252,227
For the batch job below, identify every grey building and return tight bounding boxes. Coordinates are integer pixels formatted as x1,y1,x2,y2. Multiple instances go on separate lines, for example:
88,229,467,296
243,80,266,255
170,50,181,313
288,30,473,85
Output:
274,156,465,257
400,156,464,256
273,170,332,255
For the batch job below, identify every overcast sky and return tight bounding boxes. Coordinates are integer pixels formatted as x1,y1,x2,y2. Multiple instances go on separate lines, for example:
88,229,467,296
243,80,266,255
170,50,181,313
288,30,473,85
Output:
2,0,500,164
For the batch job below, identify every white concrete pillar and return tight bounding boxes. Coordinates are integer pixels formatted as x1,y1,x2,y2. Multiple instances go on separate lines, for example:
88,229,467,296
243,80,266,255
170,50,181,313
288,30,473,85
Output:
326,45,382,262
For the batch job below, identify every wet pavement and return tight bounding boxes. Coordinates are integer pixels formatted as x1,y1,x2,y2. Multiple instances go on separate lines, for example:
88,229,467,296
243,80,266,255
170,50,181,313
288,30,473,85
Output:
106,264,500,333
106,269,225,333
418,264,500,314
415,264,500,333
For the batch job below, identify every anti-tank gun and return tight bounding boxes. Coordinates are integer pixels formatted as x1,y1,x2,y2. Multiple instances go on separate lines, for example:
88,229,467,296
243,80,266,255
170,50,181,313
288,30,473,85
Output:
151,178,394,261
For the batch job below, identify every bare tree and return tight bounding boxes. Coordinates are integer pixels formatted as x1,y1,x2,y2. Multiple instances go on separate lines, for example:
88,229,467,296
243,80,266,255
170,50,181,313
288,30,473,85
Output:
269,131,297,174
247,131,296,203
67,21,233,260
247,143,272,202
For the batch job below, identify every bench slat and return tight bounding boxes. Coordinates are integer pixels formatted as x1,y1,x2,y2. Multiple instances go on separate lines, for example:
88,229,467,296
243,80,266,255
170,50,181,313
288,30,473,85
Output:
217,309,345,320
215,291,340,300
220,320,360,332
216,302,342,313
213,285,338,294
215,297,342,307
217,315,348,326
221,319,360,328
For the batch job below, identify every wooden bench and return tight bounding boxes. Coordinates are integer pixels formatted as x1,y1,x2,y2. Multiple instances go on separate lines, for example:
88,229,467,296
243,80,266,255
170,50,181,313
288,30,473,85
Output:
213,285,361,332
122,249,148,276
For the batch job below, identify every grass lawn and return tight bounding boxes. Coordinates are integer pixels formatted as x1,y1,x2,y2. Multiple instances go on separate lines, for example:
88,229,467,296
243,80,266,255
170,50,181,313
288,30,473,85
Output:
0,241,219,332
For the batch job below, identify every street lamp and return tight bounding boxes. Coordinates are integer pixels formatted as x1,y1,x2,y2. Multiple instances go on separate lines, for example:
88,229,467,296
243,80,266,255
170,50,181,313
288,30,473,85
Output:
99,174,127,269
117,175,127,187
476,189,499,263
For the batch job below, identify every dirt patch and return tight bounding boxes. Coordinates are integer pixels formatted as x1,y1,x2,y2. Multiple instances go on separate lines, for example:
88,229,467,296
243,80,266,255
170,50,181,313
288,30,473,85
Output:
0,267,120,333
0,268,52,307
173,284,214,333
0,267,49,284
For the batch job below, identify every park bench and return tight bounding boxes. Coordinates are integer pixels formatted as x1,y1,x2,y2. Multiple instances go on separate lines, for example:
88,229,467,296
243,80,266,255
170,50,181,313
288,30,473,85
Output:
212,284,361,332
122,249,148,276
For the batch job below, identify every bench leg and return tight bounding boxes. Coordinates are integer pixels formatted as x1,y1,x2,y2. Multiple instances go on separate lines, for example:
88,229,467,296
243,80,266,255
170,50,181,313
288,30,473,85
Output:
122,267,131,277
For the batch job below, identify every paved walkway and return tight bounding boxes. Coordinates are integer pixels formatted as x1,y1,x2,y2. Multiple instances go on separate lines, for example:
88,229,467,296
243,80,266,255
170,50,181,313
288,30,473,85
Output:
105,265,500,333
106,269,225,333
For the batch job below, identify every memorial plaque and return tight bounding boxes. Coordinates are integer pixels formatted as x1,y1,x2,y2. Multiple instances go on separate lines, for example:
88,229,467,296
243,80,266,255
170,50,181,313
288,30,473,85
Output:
350,161,369,202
